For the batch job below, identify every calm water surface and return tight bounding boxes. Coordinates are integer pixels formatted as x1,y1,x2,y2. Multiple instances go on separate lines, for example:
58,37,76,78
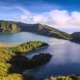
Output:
0,32,80,80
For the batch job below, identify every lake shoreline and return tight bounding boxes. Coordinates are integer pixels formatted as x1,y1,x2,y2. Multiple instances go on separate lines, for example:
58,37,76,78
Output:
0,43,18,47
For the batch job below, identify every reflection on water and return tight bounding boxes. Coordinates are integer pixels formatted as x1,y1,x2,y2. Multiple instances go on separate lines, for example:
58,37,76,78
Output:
26,41,80,80
0,32,80,79
0,32,66,44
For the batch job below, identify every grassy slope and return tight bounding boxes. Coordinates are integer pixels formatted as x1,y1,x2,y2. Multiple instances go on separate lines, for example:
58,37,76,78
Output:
0,20,20,33
0,41,47,62
17,23,72,40
0,41,48,80
38,24,72,40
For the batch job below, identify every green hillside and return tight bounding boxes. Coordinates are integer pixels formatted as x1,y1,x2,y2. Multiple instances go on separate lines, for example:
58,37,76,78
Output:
38,24,72,40
0,41,48,80
0,20,20,33
0,20,72,40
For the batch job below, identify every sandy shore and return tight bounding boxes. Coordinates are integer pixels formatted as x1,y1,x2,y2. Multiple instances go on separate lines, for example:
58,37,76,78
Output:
0,43,18,47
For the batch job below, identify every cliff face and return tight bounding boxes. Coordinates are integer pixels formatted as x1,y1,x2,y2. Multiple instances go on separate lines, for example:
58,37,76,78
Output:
0,20,72,40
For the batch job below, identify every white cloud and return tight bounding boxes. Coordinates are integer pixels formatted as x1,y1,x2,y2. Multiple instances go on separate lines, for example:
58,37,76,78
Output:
33,15,43,23
49,10,70,25
70,11,80,26
16,8,80,27
14,8,80,32
0,6,80,32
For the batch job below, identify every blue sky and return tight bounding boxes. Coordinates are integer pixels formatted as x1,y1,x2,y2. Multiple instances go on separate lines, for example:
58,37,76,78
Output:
0,0,80,33
0,0,80,12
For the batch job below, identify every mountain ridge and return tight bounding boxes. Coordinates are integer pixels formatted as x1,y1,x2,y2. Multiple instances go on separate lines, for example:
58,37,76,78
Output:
0,20,72,40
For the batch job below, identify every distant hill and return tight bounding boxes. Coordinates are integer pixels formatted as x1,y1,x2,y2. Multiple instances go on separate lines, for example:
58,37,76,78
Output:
71,32,80,42
0,20,72,40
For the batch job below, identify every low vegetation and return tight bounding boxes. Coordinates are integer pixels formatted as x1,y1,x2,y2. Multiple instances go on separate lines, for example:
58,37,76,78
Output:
0,41,48,62
38,24,72,40
0,74,25,80
0,62,11,76
9,41,48,53
0,41,50,80
0,48,15,62
48,75,80,80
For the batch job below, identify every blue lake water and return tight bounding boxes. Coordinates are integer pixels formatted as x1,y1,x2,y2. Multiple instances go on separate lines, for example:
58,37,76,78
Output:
0,32,80,80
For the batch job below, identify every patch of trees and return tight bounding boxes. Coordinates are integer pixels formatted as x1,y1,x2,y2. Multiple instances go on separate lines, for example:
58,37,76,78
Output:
8,53,52,74
9,41,48,53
